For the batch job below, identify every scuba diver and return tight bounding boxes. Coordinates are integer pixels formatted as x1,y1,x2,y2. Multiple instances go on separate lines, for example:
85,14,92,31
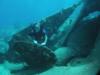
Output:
28,23,48,46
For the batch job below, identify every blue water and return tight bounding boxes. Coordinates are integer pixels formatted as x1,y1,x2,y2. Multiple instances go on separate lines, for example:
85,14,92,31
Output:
0,0,80,39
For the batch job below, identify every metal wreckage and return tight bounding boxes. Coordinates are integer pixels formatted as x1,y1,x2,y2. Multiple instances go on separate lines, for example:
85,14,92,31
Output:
8,0,100,74
8,3,79,74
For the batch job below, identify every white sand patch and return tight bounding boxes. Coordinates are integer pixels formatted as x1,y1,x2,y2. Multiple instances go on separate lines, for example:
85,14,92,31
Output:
39,59,100,75
0,65,11,75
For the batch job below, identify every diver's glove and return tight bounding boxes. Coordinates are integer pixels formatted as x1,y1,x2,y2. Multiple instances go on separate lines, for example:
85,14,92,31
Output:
12,41,57,73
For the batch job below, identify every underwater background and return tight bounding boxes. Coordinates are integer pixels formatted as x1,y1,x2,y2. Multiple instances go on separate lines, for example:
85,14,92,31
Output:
0,0,100,75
